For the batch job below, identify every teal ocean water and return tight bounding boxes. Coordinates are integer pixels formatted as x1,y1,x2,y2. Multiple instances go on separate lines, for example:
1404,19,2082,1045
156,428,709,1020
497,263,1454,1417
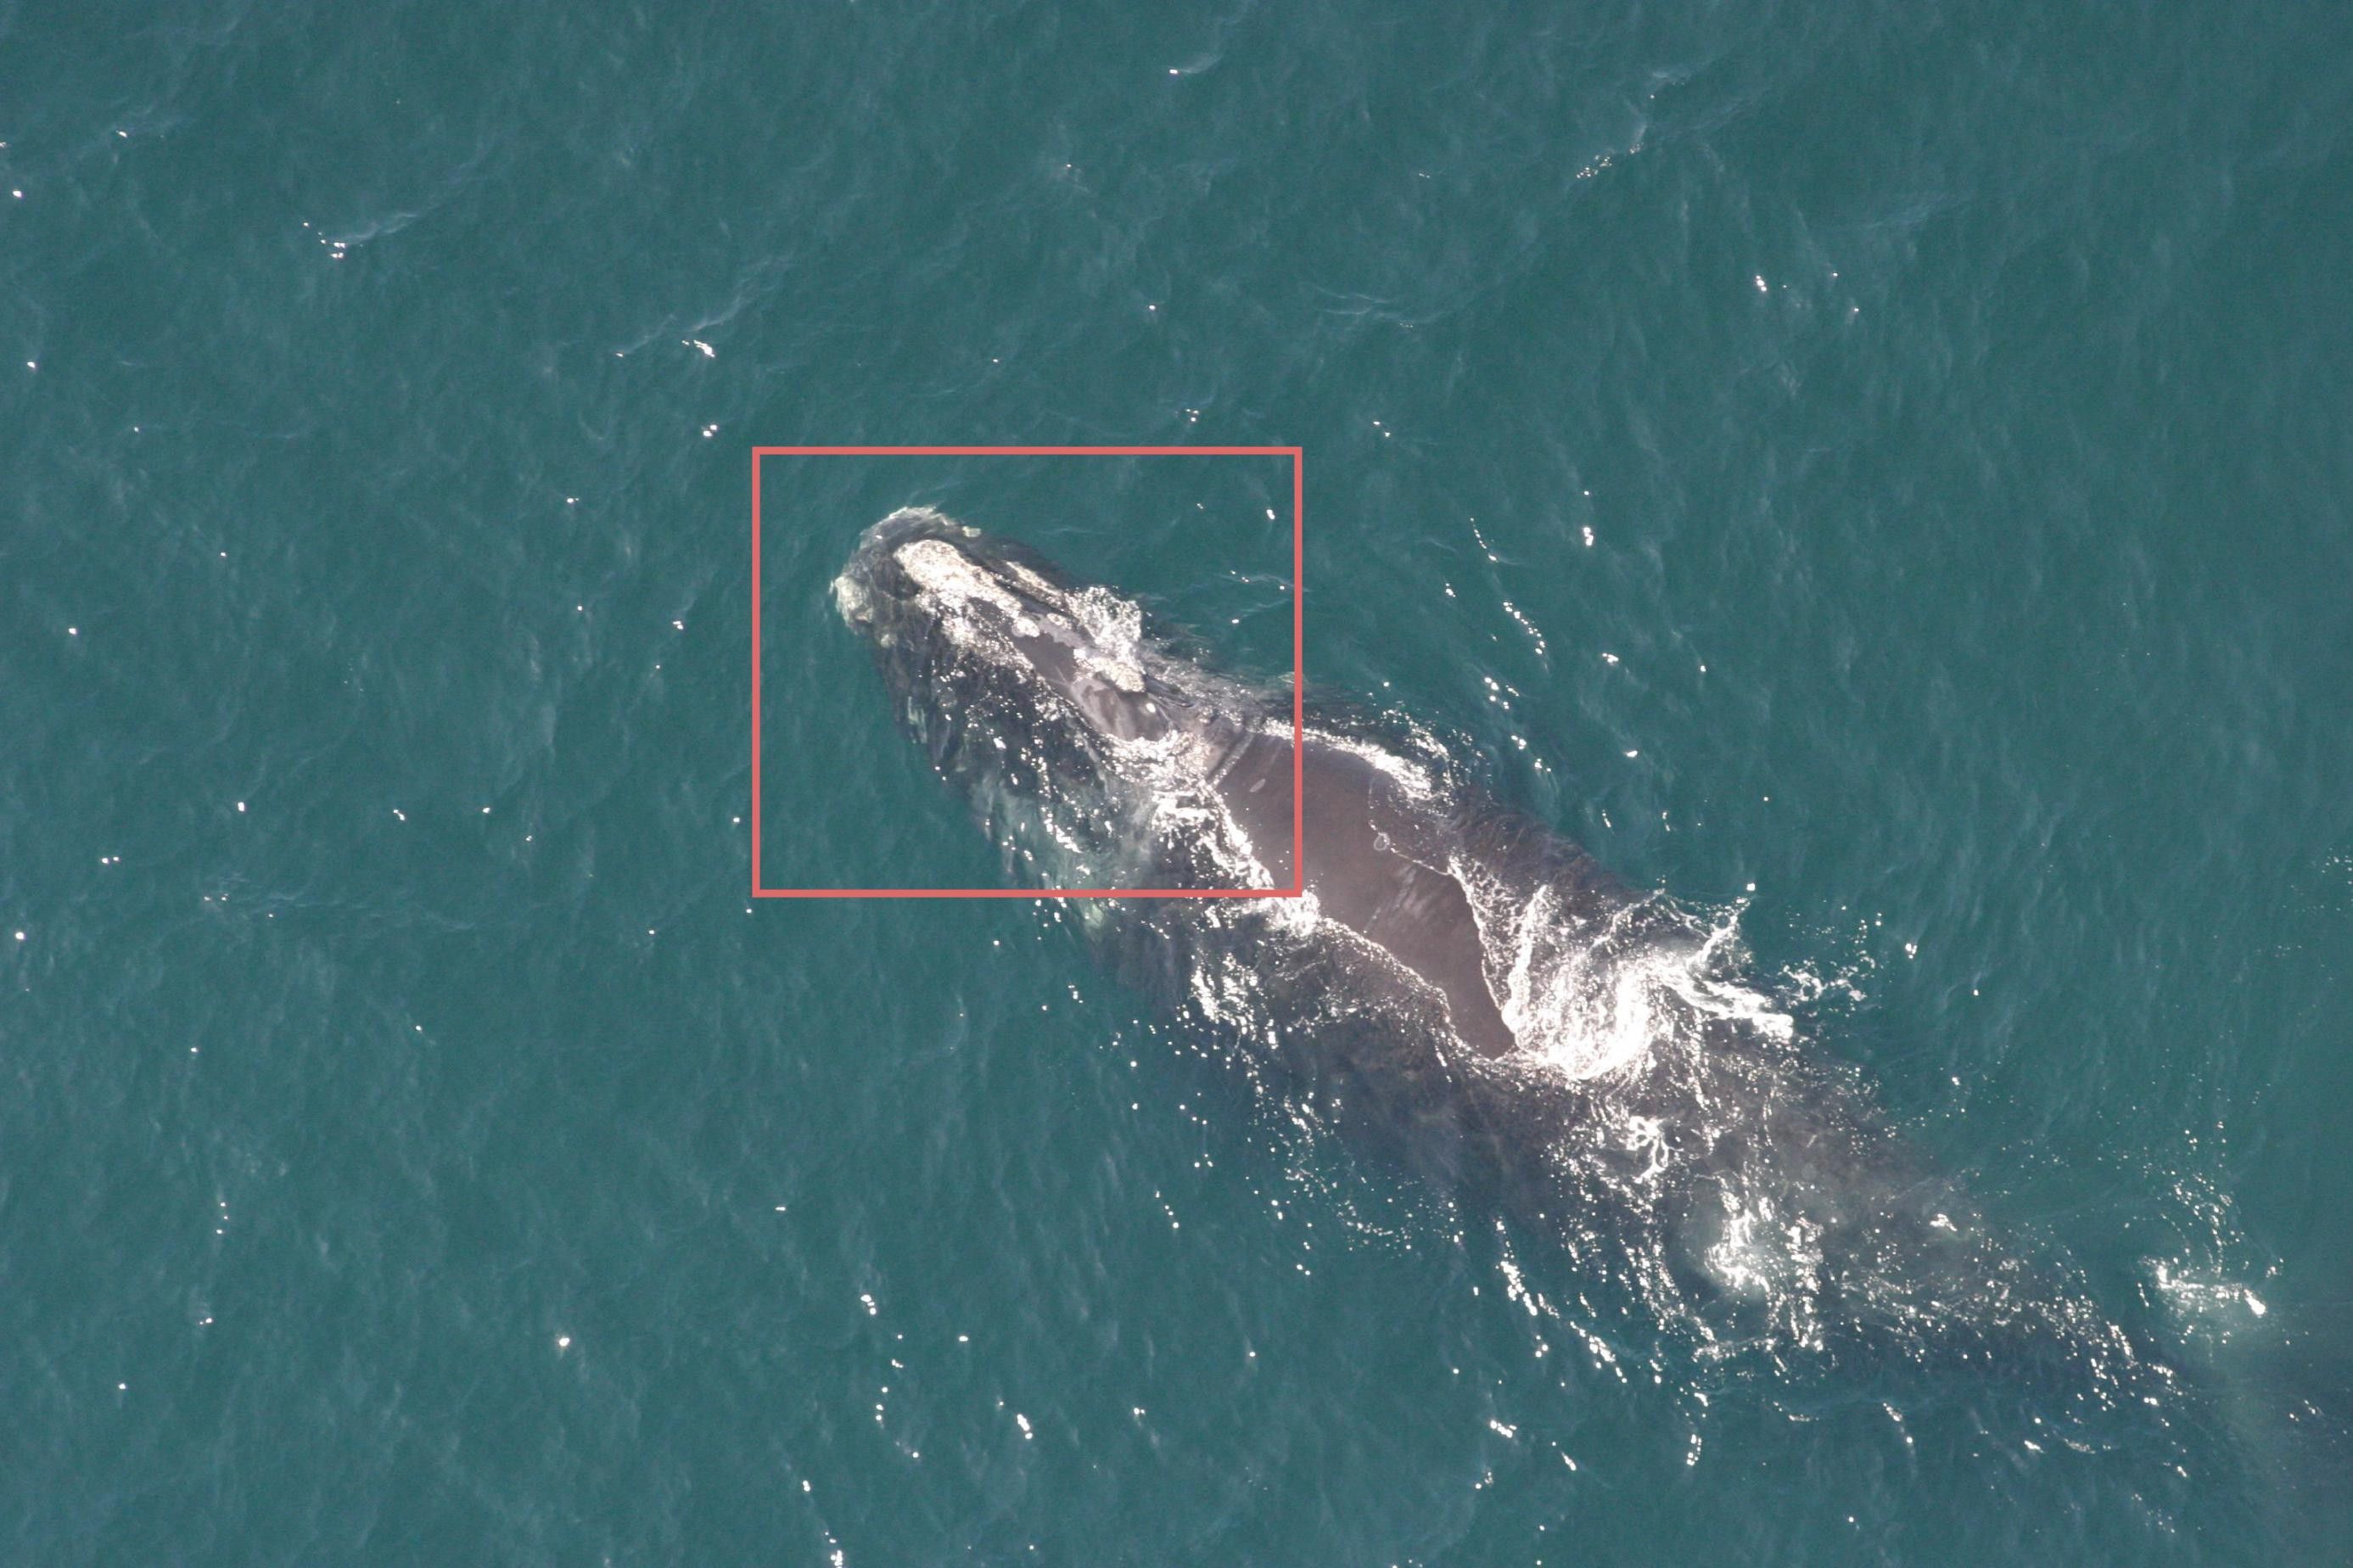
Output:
6,2,2351,1561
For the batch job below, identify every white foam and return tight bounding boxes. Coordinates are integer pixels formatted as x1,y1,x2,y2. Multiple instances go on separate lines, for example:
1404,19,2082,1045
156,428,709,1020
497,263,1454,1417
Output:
1068,585,1147,691
1475,876,1792,1084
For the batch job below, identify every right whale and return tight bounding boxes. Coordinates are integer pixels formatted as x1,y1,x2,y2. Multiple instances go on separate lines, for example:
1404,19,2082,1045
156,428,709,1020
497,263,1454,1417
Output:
835,507,2150,1388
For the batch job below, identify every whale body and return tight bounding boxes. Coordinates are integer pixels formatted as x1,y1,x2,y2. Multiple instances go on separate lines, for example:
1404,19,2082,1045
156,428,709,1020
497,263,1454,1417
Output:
833,507,2143,1379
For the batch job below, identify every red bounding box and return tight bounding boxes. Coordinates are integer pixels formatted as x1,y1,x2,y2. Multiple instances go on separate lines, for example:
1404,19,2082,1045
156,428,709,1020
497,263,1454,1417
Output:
751,445,1305,899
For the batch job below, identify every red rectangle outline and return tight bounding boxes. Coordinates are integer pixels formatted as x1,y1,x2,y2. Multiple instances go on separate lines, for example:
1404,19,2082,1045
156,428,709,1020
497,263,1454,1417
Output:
751,445,1305,899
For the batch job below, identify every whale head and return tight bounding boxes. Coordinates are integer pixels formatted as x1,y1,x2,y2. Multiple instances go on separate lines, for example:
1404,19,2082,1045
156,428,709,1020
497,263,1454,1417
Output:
833,506,1179,753
833,508,1237,890
835,507,1303,904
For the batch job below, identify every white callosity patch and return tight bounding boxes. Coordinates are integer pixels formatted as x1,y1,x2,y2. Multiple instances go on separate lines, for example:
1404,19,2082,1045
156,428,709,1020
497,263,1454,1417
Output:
830,570,872,627
895,538,1044,639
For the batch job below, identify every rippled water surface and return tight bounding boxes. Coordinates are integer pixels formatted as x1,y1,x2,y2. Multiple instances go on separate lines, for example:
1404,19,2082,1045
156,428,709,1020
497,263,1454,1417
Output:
4,2,2350,1562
